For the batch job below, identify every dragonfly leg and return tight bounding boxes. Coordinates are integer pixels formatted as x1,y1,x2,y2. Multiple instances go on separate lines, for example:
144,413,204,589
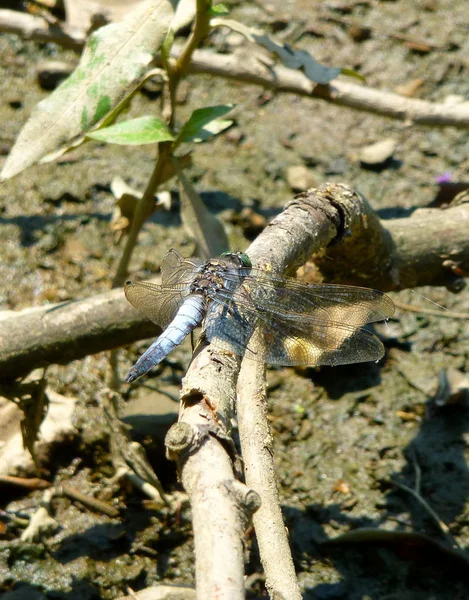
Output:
190,330,196,352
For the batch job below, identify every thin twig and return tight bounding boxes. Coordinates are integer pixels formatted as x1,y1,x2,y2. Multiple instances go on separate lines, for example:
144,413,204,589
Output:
59,483,120,518
183,49,469,129
237,356,302,600
393,299,469,320
392,479,458,548
392,452,459,549
0,9,84,51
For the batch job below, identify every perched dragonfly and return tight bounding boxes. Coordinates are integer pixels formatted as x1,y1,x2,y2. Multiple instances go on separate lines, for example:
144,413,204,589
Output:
124,249,394,383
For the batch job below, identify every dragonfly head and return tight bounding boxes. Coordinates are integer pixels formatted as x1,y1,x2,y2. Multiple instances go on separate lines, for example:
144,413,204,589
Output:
220,251,252,268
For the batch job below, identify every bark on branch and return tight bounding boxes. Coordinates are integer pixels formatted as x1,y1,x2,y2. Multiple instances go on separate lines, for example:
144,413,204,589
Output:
0,9,84,51
1,184,468,382
186,49,469,129
306,191,469,292
0,287,160,380
167,184,362,599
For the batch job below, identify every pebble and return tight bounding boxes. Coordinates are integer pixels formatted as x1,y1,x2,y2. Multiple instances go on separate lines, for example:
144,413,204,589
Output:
286,165,318,191
358,138,397,167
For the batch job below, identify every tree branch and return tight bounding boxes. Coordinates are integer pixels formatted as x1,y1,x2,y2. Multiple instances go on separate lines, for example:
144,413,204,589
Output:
0,9,84,51
1,184,468,381
310,193,469,292
237,357,302,599
185,49,469,128
0,286,160,381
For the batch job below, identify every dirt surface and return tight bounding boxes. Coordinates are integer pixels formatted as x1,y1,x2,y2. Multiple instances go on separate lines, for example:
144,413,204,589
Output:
1,1,469,599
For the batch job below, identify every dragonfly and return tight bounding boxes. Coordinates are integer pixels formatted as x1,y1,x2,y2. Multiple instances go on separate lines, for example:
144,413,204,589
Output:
124,249,394,383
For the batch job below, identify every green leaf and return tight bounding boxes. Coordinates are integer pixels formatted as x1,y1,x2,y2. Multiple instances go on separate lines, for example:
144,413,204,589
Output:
190,119,233,143
209,3,230,16
176,105,235,145
87,116,174,145
1,0,174,180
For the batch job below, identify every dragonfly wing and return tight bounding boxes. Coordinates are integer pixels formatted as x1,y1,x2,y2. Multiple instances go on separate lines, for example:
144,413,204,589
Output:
161,249,203,286
260,316,386,366
125,249,202,327
223,268,394,326
125,280,188,327
204,299,257,359
205,289,386,366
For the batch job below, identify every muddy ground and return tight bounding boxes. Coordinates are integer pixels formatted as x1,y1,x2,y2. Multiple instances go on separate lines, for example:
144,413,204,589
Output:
1,0,469,598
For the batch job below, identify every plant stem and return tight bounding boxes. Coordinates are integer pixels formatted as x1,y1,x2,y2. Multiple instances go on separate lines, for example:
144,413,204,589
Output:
112,143,171,288
166,0,212,128
113,0,213,288
173,0,211,82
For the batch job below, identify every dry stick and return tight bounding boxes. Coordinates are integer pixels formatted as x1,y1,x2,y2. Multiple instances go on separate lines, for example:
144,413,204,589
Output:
183,49,469,128
392,299,469,320
166,349,261,600
237,185,357,599
2,188,469,381
165,185,373,599
0,9,84,51
0,286,160,380
313,202,469,291
59,483,120,518
237,358,301,600
116,585,196,600
2,9,469,128
391,458,460,550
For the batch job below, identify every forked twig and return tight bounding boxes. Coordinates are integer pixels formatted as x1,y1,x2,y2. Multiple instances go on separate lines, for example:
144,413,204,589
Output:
166,184,380,598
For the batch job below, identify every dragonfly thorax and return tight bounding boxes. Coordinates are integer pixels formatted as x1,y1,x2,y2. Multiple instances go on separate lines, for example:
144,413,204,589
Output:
189,258,232,297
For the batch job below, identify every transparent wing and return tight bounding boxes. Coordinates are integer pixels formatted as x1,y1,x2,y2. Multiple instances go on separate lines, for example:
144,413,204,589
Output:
205,293,386,366
161,249,203,285
124,281,187,328
222,268,394,325
204,269,393,366
125,249,202,327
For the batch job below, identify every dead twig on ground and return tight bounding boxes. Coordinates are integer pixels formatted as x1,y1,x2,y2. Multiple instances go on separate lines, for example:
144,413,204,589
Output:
392,299,469,320
391,455,459,549
0,9,84,51
0,286,160,381
185,49,469,129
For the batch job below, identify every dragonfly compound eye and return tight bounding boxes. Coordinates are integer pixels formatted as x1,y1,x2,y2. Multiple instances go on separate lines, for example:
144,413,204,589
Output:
238,253,252,268
221,252,252,268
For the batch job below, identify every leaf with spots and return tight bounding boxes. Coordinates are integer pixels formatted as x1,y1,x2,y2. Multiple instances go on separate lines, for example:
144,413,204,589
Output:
1,0,174,181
